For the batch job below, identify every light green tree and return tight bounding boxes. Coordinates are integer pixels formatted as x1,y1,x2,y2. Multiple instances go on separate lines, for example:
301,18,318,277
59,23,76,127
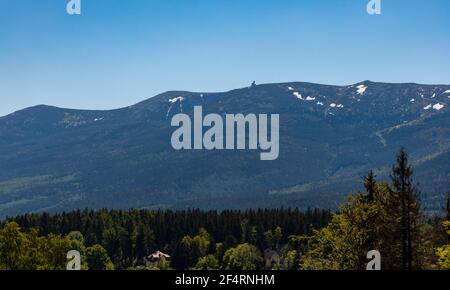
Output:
436,221,450,269
300,184,385,270
274,227,283,249
0,222,27,270
67,231,88,270
222,243,263,270
38,234,73,270
192,228,211,259
20,229,46,270
193,255,220,270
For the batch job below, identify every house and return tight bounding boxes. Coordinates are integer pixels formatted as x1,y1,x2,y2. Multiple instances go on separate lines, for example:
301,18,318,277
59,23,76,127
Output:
147,251,170,262
145,251,171,268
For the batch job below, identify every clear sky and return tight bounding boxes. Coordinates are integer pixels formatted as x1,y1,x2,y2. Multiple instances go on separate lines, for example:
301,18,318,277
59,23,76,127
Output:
0,0,449,116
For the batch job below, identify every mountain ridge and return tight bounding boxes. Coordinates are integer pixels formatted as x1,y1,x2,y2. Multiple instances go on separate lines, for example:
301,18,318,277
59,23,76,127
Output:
4,80,450,117
0,80,449,217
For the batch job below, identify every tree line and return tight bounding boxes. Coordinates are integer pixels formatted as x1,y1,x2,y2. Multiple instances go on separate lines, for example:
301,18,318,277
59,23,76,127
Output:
2,207,330,270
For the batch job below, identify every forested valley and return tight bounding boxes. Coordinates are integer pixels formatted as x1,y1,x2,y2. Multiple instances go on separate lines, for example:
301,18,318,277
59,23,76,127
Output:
0,149,449,270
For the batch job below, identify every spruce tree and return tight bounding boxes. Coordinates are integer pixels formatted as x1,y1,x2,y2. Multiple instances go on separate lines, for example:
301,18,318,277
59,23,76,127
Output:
389,148,422,270
362,171,377,250
446,191,450,222
363,170,376,203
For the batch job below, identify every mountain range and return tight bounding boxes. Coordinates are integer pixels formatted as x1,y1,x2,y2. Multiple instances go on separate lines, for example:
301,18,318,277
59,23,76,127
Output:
0,81,449,217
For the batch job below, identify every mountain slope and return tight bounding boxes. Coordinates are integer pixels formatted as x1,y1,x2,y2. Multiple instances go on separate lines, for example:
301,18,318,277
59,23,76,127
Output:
0,81,449,217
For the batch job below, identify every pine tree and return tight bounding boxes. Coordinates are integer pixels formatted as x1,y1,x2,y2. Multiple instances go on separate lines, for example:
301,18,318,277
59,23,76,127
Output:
364,170,377,203
171,236,194,270
362,171,378,251
389,148,422,270
446,191,450,222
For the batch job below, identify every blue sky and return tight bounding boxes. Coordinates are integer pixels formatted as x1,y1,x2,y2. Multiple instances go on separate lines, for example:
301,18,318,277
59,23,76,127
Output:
0,0,449,116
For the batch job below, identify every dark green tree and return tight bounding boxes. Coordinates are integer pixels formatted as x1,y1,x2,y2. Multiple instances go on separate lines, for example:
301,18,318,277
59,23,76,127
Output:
388,148,422,270
171,236,194,270
86,244,114,270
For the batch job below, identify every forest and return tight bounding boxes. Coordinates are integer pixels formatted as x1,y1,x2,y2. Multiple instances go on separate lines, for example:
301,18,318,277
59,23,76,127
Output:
0,149,449,270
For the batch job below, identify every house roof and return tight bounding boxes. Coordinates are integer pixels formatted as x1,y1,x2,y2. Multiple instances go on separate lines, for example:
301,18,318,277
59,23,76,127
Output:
148,251,171,259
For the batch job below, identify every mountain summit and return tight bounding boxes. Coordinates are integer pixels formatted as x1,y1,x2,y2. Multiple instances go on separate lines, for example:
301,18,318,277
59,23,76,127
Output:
0,81,449,217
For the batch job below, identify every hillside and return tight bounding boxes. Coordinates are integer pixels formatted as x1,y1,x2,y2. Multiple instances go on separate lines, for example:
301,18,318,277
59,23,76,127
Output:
0,81,449,217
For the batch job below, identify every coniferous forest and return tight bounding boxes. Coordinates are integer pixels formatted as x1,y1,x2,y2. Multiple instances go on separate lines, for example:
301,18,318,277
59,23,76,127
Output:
0,149,449,270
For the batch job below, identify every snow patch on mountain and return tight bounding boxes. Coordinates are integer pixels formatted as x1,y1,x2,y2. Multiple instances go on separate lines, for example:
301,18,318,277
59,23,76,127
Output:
166,96,185,118
169,96,184,103
356,85,367,95
330,103,344,108
293,92,303,100
433,103,444,111
424,103,445,111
